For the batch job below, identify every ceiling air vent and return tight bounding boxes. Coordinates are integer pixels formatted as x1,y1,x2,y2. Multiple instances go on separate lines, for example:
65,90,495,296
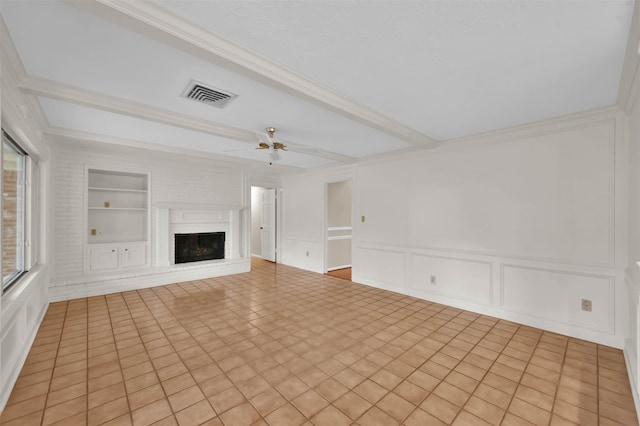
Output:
182,80,237,108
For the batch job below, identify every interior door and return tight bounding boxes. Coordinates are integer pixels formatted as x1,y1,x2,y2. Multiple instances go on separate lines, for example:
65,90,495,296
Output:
261,188,276,262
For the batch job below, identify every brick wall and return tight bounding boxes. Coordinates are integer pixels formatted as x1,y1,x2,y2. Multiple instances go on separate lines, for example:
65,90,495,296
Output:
50,141,247,296
2,167,19,280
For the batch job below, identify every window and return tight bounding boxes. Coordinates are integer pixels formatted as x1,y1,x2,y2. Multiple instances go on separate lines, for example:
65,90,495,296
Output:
2,130,27,291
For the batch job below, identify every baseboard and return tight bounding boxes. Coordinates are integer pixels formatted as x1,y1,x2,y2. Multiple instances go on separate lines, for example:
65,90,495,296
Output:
624,346,640,424
327,264,351,272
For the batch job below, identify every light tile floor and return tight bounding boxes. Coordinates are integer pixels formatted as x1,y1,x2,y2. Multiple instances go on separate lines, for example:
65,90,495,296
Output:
1,258,638,425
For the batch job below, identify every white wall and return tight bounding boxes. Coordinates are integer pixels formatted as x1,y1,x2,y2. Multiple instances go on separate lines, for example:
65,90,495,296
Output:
48,139,252,300
281,167,353,273
281,109,628,348
626,67,640,411
251,186,265,256
0,31,51,409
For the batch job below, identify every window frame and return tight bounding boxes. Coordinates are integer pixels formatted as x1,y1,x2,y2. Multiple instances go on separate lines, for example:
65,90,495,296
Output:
2,129,29,294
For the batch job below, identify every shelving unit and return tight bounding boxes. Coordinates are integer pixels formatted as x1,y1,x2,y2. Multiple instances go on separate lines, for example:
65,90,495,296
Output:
86,168,150,272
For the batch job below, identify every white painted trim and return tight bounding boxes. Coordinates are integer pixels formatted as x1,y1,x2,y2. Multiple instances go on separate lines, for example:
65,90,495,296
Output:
155,202,245,211
0,302,47,411
61,0,436,148
20,76,248,141
327,226,352,231
499,263,615,335
407,251,494,307
44,128,305,174
355,239,615,270
617,0,640,113
327,265,351,272
352,271,623,348
624,347,640,424
327,235,352,241
361,106,623,167
22,77,356,165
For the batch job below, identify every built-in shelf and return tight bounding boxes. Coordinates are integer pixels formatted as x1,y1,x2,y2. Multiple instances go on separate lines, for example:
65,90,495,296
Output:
88,207,147,211
86,168,150,273
89,239,147,245
88,187,148,193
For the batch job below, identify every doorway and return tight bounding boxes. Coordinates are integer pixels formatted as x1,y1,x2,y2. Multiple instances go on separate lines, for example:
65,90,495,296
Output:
325,181,352,280
250,186,277,262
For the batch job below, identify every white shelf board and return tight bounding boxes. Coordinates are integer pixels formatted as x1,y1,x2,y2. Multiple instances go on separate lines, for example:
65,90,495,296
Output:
89,207,147,211
89,187,148,193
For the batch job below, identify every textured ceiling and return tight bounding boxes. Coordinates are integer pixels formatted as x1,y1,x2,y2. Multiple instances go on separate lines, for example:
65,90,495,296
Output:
159,0,633,139
0,0,635,170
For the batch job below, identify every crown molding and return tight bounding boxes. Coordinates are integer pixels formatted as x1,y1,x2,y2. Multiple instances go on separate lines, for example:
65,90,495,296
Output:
618,0,640,113
359,104,623,167
61,0,437,149
441,104,624,148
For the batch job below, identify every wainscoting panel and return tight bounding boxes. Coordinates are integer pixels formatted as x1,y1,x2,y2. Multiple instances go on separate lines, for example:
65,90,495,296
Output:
353,247,405,288
407,253,492,306
501,264,614,334
280,237,324,274
0,267,49,410
625,265,640,408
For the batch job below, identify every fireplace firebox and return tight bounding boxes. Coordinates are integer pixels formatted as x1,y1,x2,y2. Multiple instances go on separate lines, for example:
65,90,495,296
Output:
174,232,225,264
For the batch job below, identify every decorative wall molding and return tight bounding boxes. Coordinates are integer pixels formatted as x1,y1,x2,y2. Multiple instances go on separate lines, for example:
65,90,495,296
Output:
500,263,615,334
407,252,493,306
355,238,617,270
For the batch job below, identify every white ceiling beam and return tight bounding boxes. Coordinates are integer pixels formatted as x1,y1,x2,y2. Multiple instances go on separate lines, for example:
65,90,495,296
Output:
61,0,438,149
617,0,640,113
44,127,305,173
20,75,254,142
19,75,357,164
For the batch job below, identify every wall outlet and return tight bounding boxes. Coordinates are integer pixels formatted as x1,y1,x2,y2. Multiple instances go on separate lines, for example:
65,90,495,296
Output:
581,299,592,312
430,275,437,285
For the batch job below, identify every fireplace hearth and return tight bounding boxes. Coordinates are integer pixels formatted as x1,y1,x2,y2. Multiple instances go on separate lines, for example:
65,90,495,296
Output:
174,232,225,264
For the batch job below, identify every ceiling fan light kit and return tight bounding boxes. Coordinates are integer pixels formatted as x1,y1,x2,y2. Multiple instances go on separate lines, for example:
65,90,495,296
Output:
256,127,288,164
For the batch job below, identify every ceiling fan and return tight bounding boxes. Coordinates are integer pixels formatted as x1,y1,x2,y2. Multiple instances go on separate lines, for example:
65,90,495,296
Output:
256,127,287,164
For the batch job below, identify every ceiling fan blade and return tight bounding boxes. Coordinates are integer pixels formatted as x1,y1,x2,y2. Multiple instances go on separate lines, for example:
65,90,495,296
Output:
257,132,272,145
286,146,318,153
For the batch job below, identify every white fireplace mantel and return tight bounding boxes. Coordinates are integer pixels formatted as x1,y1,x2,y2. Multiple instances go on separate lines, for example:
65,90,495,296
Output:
154,202,246,211
156,205,245,266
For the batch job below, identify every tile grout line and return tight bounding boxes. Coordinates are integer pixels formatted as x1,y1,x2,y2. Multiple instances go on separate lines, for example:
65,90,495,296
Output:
425,313,529,425
105,294,137,426
546,334,570,426
39,300,69,426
